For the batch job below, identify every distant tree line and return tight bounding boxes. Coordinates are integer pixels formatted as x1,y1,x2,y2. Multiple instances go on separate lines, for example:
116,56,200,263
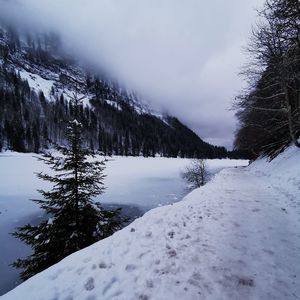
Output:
234,0,300,159
0,65,236,158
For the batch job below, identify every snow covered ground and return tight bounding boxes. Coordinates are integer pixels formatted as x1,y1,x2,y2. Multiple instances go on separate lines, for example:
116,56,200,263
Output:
0,153,246,295
2,147,299,300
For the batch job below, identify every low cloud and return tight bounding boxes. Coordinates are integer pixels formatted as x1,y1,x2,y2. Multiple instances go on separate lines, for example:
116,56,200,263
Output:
0,0,264,148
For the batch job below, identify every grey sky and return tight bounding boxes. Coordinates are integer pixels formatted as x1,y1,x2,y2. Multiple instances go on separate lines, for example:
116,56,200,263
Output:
1,0,264,148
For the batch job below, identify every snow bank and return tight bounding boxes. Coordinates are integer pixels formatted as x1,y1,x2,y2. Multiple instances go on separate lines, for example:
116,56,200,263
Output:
2,147,300,300
248,146,300,194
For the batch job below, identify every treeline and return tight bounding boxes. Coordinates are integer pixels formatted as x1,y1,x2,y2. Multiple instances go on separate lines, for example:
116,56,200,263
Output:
0,65,233,158
235,0,300,159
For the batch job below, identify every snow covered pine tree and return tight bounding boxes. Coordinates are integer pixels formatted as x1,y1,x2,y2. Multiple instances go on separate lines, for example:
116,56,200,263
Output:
12,93,125,280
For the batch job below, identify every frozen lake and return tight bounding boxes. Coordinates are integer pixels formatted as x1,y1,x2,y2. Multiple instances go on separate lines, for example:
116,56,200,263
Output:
0,153,248,295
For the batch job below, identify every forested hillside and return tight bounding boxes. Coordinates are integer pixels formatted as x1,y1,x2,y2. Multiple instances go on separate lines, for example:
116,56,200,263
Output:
0,23,231,158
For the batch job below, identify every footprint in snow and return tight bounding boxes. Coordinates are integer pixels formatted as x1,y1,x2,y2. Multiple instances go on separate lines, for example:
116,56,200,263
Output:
76,267,85,275
252,208,260,212
146,279,154,288
145,231,152,238
99,262,107,269
263,249,275,255
125,264,137,272
102,277,117,295
238,277,254,287
168,249,177,258
138,250,151,259
85,277,95,291
168,231,175,239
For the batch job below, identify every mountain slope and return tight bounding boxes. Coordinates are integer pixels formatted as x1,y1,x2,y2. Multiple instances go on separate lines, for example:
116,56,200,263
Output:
2,146,299,300
0,23,228,158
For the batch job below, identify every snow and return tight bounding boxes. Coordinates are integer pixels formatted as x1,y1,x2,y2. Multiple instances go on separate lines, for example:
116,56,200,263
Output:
19,70,55,98
0,152,50,222
2,147,299,299
105,100,122,111
18,70,91,106
70,119,82,126
0,152,246,295
61,89,91,107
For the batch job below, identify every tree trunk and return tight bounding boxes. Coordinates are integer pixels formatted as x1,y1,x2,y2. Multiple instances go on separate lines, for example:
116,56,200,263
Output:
283,83,300,148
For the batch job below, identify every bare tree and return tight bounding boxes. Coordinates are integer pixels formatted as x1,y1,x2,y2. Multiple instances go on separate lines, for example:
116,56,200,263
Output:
181,159,208,189
234,0,300,158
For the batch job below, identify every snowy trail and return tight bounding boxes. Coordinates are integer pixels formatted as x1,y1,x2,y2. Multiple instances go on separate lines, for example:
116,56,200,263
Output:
2,147,300,300
186,167,300,299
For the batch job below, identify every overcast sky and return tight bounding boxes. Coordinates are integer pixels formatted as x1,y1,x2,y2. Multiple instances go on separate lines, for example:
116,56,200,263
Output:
1,0,264,148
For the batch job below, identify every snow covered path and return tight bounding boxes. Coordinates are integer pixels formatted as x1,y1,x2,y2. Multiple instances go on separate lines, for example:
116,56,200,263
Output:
2,147,300,300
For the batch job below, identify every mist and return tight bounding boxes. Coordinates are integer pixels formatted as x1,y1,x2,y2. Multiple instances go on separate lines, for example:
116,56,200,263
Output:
0,0,264,148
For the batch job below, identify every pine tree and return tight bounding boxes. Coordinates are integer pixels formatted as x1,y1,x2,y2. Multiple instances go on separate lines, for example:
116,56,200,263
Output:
13,94,124,281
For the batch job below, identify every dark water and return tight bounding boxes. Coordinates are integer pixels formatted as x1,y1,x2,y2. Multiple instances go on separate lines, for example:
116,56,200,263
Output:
0,203,144,296
0,212,45,295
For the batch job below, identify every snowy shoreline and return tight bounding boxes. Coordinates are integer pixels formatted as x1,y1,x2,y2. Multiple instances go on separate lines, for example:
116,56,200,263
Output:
0,203,144,296
0,153,248,298
2,147,299,299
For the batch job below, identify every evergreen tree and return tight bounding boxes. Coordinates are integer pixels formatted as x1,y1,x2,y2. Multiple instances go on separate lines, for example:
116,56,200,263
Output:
13,94,124,281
